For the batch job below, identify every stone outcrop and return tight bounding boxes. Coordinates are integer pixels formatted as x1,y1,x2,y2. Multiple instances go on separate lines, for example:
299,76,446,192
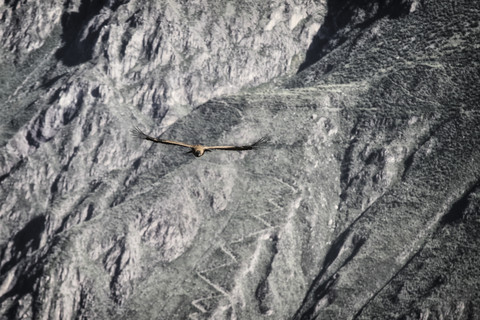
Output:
1,0,479,319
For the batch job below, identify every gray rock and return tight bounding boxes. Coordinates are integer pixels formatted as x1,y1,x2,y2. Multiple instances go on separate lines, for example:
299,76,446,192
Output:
1,0,479,319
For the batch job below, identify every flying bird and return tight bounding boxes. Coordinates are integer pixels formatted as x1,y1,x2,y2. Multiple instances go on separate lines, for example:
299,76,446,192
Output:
131,127,267,157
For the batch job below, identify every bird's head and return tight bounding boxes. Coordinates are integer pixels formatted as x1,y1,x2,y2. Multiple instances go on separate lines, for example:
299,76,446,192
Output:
191,146,205,157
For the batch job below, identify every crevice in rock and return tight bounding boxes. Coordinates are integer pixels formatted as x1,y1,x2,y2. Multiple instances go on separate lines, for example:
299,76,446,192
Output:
1,262,44,319
99,232,134,307
40,73,68,90
55,0,128,66
0,158,25,184
339,137,358,194
298,0,413,72
255,233,279,314
440,179,480,225
293,229,366,320
4,0,21,10
0,241,57,319
352,243,426,319
49,146,79,195
0,215,46,275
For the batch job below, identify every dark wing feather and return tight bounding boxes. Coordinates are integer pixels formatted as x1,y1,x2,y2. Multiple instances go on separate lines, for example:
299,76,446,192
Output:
131,127,194,148
205,137,269,151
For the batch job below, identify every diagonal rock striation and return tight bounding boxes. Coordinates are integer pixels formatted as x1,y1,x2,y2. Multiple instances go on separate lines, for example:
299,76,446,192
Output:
1,0,479,319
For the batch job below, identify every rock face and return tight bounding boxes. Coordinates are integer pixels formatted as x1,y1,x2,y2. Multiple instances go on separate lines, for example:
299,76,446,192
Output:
1,0,479,319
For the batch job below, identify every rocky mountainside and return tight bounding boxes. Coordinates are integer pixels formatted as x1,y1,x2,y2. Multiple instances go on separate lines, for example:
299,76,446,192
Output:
1,0,479,319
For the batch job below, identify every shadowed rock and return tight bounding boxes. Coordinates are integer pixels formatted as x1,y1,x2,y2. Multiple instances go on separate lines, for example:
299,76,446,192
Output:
0,0,479,319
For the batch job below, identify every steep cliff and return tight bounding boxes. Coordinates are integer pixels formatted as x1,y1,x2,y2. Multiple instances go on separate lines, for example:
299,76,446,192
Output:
1,0,479,319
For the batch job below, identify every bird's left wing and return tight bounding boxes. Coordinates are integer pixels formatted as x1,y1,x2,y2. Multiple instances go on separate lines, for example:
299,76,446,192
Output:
131,127,194,148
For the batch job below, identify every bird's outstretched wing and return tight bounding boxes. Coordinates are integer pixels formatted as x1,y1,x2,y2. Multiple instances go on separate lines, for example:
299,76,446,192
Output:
204,137,269,151
131,127,194,148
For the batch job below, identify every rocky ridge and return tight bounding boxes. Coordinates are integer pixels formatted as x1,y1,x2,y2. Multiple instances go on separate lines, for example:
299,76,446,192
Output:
1,0,479,319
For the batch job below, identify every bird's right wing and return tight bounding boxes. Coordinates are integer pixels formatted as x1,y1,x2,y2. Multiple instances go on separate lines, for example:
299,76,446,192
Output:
205,137,269,151
131,127,194,148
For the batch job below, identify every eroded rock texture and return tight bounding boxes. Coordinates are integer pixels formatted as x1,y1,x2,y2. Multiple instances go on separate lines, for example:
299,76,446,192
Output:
1,0,479,319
